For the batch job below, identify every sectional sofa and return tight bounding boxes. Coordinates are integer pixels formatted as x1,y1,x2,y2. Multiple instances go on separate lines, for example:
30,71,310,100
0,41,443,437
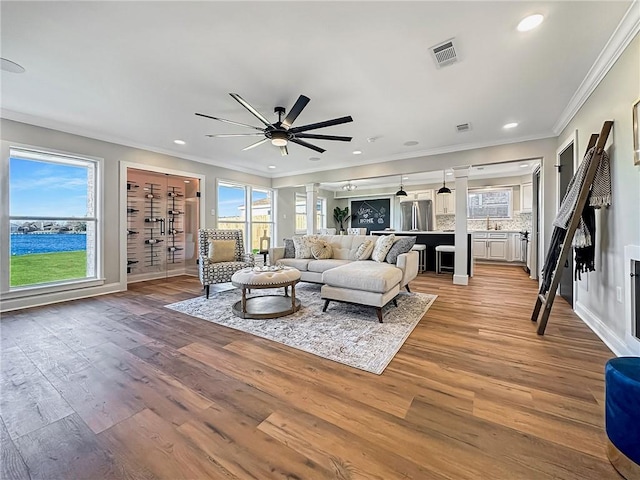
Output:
270,234,419,322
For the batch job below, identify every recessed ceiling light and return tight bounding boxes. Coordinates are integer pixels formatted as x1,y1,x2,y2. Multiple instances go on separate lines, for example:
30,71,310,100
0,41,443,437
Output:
184,180,190,183
309,157,321,162
446,172,453,176
403,176,409,180
517,14,544,32
352,150,362,155
520,164,529,168
174,139,186,145
403,141,419,146
1,58,25,73
503,122,518,129
268,165,276,169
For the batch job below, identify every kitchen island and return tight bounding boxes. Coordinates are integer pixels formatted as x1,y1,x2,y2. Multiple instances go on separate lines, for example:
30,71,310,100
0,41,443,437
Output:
371,230,472,275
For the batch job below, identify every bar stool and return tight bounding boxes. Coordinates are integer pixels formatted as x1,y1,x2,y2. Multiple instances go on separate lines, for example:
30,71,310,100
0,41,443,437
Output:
411,244,427,273
435,245,455,274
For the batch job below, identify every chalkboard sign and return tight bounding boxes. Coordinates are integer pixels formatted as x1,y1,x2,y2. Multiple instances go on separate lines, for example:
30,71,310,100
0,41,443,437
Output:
350,198,391,234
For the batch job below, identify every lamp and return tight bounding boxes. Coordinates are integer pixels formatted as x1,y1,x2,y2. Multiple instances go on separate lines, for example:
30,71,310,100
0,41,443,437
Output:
437,171,451,195
395,176,407,196
271,131,288,147
342,181,357,191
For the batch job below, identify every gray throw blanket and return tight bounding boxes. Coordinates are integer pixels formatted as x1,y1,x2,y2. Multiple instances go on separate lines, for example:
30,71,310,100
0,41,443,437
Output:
553,146,611,247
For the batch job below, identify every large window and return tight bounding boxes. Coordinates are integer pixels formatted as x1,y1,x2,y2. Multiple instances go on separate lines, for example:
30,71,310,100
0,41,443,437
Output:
295,193,326,234
217,181,274,253
468,188,513,219
8,148,100,289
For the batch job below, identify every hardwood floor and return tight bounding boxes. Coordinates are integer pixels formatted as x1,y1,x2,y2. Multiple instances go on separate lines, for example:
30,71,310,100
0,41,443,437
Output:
1,265,619,479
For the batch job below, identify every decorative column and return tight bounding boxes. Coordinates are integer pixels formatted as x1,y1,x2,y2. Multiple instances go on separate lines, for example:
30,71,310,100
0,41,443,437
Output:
453,167,470,286
306,183,319,235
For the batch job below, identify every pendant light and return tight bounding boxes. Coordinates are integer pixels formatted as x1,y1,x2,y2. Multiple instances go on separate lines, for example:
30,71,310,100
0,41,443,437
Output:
395,175,407,196
437,170,451,195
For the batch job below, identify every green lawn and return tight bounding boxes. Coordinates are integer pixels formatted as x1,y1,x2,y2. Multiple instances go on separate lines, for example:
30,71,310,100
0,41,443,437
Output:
10,250,87,287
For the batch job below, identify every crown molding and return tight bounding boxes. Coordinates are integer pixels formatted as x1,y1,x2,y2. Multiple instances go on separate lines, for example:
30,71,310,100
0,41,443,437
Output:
553,1,640,135
0,109,266,178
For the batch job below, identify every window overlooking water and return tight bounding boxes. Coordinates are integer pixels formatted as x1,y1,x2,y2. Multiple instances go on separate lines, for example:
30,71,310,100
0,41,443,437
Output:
8,148,100,289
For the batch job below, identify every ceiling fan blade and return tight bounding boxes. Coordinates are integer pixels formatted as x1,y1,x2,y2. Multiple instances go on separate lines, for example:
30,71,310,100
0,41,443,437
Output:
280,145,288,156
195,113,263,131
281,95,310,129
205,133,264,137
242,138,270,151
289,115,353,134
294,133,352,142
229,93,272,127
289,138,326,154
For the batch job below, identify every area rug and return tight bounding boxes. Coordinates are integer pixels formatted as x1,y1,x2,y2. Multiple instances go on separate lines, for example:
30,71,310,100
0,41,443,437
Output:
165,283,436,374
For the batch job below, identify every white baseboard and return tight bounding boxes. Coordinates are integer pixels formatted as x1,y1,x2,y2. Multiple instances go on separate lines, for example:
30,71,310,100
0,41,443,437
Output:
453,274,469,286
0,282,124,313
574,301,634,357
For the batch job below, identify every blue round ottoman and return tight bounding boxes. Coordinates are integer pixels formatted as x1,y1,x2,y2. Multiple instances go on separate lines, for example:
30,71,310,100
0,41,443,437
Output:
605,357,640,479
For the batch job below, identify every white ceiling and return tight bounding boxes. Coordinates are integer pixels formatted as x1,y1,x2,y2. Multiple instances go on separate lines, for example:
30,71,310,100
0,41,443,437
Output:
0,1,632,178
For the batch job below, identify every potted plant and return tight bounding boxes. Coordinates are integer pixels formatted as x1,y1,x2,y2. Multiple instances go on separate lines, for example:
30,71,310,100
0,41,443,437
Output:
333,206,350,234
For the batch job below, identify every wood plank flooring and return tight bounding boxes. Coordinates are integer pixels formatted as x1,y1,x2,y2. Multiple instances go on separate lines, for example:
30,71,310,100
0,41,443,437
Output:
0,265,620,479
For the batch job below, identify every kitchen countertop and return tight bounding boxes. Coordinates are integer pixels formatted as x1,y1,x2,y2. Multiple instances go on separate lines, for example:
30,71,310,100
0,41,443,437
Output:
370,230,469,234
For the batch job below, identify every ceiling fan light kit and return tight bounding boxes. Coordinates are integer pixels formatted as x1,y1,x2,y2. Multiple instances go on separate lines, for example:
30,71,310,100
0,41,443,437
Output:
196,93,353,156
342,181,357,191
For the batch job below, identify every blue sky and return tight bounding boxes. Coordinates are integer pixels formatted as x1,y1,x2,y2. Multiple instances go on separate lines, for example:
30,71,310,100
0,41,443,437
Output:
218,185,268,218
10,158,89,217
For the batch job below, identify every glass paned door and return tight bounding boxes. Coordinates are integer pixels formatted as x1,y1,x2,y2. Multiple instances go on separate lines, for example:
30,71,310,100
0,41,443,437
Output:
127,168,199,281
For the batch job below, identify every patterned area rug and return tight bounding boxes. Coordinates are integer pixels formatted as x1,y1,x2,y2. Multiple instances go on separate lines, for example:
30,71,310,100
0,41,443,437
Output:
165,283,436,374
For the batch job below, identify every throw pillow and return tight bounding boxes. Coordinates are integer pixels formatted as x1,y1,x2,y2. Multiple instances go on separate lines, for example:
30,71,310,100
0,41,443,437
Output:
311,240,333,259
354,240,374,260
283,238,295,258
208,239,236,263
292,235,317,259
371,234,396,263
385,236,416,264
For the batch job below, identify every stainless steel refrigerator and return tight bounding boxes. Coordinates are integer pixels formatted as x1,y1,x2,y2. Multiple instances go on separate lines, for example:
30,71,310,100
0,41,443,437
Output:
400,200,433,231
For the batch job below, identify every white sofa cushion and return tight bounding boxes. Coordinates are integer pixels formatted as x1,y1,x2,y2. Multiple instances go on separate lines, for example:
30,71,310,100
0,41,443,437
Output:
292,235,317,259
311,240,333,259
277,258,312,271
307,259,352,273
354,239,374,260
322,262,402,294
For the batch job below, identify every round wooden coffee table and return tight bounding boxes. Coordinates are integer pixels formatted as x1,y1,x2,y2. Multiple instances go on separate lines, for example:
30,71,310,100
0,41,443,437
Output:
230,267,301,319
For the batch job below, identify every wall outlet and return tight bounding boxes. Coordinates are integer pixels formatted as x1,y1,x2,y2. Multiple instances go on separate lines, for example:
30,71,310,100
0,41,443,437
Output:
210,208,215,216
616,286,622,303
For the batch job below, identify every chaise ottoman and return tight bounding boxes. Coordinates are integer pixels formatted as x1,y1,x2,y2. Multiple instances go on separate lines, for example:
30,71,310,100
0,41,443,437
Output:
320,261,403,322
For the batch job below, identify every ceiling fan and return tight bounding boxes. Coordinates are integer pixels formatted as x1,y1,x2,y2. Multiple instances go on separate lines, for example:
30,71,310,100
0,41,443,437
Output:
196,93,353,156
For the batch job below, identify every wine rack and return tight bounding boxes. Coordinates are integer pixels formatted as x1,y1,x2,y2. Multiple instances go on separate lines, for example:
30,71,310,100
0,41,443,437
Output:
126,169,195,281
143,182,164,268
166,186,185,266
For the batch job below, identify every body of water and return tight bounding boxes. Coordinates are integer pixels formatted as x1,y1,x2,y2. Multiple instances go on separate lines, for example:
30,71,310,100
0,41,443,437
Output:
10,233,86,256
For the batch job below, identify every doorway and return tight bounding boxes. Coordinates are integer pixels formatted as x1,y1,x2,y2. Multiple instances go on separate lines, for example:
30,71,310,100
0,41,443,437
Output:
557,141,575,306
126,168,200,282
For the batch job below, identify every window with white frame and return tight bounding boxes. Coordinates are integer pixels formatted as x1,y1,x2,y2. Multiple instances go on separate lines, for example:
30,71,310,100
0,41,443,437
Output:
295,193,307,234
217,181,275,253
8,147,101,289
468,187,513,219
295,193,325,234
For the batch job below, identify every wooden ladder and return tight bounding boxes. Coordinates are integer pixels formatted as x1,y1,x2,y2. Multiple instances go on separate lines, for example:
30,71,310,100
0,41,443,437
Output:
531,120,613,335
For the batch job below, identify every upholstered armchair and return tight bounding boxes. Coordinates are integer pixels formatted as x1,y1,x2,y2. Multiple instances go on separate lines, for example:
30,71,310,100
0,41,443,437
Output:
198,229,254,298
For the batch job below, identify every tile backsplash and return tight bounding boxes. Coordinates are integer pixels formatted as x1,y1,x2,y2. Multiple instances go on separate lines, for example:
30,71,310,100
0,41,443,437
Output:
436,212,532,232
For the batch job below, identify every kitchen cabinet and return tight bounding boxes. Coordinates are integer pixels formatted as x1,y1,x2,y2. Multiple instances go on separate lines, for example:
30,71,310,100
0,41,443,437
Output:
509,232,522,262
435,190,455,215
520,183,533,212
472,232,509,261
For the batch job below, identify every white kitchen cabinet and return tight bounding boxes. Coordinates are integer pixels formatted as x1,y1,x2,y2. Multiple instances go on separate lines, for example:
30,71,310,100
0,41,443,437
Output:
472,231,509,261
520,183,533,212
509,232,522,262
435,190,455,215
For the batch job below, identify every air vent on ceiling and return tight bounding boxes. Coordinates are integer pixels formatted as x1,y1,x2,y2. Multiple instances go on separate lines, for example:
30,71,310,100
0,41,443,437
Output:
430,38,458,68
456,122,471,132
